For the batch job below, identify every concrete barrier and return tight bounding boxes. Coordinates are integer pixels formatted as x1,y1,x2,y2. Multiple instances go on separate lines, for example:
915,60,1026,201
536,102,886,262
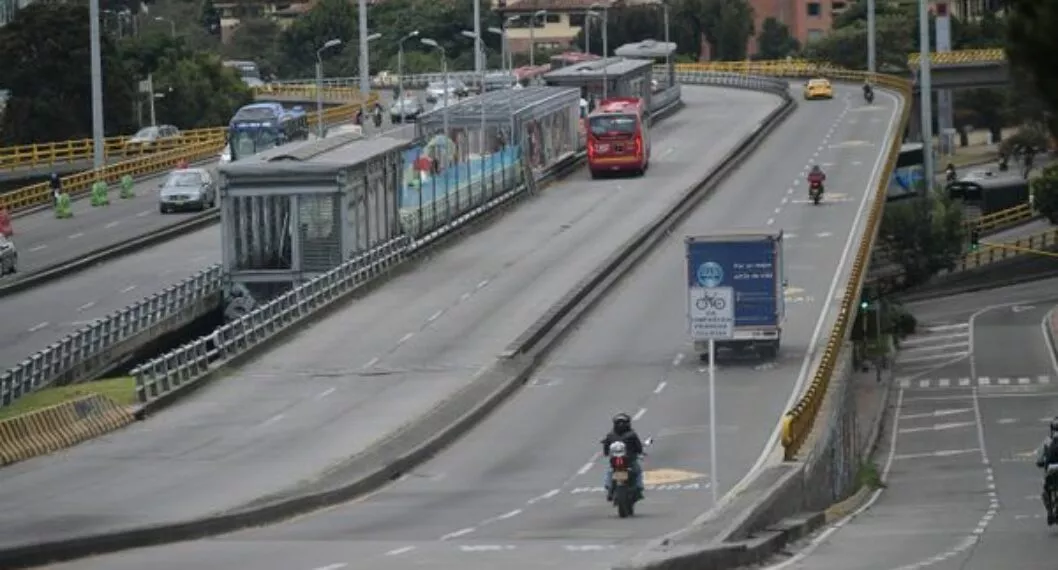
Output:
0,394,133,467
0,84,797,569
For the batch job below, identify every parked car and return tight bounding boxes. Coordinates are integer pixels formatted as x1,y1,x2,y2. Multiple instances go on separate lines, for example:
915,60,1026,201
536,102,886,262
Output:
158,168,216,213
390,95,426,123
125,124,181,153
424,79,468,103
0,235,17,276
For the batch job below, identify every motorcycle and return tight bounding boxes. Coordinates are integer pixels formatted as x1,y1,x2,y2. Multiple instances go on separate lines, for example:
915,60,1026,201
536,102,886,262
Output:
607,437,652,518
1046,465,1058,525
809,180,824,205
864,88,874,104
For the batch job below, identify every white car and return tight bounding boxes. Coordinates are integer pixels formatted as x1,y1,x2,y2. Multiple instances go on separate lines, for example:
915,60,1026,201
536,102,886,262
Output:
219,144,232,164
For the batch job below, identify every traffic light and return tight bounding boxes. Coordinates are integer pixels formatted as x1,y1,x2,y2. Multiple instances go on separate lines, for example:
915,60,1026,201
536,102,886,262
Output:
969,228,980,252
859,289,871,311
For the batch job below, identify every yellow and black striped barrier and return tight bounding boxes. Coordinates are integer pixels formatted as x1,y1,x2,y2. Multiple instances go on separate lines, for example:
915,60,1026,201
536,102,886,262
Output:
0,393,134,467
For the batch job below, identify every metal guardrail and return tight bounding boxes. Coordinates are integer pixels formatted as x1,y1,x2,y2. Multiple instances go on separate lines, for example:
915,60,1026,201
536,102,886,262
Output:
0,265,224,406
943,226,1058,273
0,85,371,175
126,70,786,407
908,48,1006,67
0,97,377,214
971,202,1035,233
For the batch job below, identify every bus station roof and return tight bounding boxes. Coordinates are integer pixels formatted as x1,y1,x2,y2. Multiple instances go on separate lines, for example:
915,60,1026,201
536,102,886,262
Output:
614,40,677,58
219,133,414,185
543,57,654,83
416,86,581,129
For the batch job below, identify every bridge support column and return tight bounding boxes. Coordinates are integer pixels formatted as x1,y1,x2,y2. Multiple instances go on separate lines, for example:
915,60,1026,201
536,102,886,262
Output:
907,95,922,142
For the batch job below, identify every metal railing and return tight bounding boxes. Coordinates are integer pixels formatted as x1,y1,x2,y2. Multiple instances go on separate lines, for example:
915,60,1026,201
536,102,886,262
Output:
126,70,786,407
0,265,224,406
0,85,371,174
971,202,1036,233
949,227,1058,272
907,48,1006,67
0,98,377,214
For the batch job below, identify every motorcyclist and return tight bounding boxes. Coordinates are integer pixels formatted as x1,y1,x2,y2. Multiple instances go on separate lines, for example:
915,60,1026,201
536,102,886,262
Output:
49,172,62,206
945,163,957,183
601,413,645,501
807,164,826,193
1035,417,1058,524
862,79,873,101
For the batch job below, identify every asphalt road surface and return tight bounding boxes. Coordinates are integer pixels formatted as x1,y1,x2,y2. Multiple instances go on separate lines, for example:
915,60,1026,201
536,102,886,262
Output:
763,279,1058,570
0,85,784,558
34,86,904,569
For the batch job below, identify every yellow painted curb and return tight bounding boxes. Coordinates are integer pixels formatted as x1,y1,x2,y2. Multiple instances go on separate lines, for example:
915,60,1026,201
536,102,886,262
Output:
0,394,134,467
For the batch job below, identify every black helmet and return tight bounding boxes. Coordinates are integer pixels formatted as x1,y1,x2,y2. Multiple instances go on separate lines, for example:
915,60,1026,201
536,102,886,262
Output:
1050,417,1058,436
613,413,632,434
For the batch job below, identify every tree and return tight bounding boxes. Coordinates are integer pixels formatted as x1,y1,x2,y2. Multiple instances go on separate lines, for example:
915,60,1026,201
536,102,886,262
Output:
878,190,965,288
225,18,282,79
699,0,755,61
1031,164,1058,224
755,17,798,60
0,3,138,144
1005,0,1058,137
802,12,913,70
152,52,254,129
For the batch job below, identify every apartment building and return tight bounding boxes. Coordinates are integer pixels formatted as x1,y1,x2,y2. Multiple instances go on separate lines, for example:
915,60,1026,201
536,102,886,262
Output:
745,0,851,56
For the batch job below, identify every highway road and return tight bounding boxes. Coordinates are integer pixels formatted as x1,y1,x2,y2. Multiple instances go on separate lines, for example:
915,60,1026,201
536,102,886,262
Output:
0,85,784,559
761,279,1058,570
34,85,903,570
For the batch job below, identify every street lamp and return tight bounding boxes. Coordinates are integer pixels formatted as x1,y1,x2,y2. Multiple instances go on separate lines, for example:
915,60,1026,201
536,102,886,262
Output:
89,0,105,170
503,15,521,72
421,37,450,139
154,16,175,37
462,30,489,155
315,38,343,138
589,2,610,99
397,30,420,124
916,0,935,188
529,9,547,68
487,26,506,75
488,24,516,141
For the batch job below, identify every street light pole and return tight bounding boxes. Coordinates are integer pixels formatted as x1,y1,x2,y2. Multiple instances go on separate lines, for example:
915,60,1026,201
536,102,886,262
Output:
473,0,482,75
421,38,449,139
462,30,489,155
358,0,370,95
530,10,546,68
585,11,591,55
398,30,420,125
316,38,343,138
591,2,608,99
867,0,876,74
89,0,105,170
917,0,935,190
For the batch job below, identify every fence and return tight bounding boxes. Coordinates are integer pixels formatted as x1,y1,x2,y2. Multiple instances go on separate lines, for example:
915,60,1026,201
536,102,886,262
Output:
950,227,1058,272
127,71,787,407
0,266,224,406
0,84,371,173
0,97,377,214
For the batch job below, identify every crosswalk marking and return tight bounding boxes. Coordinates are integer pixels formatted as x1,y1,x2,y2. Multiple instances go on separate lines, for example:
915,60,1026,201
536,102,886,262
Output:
898,376,1053,390
895,323,970,371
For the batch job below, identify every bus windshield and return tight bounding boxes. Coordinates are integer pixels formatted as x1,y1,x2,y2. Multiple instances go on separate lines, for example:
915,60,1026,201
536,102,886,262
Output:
230,126,278,160
589,114,638,136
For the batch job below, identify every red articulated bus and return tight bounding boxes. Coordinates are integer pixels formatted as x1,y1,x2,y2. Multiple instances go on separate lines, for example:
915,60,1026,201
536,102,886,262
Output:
586,97,650,179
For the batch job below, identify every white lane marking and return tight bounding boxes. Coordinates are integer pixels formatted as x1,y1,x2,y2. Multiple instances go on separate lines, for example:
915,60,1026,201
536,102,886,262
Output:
440,527,475,541
29,244,47,252
460,292,471,301
313,564,348,570
476,279,489,289
136,210,151,217
766,218,775,225
898,421,975,434
77,302,95,311
27,322,49,333
786,187,794,194
68,232,84,239
385,546,416,556
460,545,516,552
363,356,380,368
527,489,559,504
892,448,980,461
719,88,903,530
428,309,444,322
654,381,667,394
773,207,781,214
672,353,684,367
120,284,137,293
398,332,414,344
104,221,120,229
495,509,522,520
260,413,284,427
577,461,593,475
316,387,336,399
632,407,646,421
899,408,971,420
781,197,789,204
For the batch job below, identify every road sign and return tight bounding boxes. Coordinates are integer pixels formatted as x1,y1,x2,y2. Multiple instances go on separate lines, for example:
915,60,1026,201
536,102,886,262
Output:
688,286,734,340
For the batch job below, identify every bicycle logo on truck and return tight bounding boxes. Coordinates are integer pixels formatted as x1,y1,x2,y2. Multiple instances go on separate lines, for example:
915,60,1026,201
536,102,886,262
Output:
695,292,727,311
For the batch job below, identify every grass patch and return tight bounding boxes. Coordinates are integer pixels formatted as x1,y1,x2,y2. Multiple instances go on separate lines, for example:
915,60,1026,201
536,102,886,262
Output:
856,461,886,490
0,377,137,422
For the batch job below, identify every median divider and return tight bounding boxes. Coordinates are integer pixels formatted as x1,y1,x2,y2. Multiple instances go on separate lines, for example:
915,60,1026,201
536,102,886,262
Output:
0,393,134,467
0,73,795,569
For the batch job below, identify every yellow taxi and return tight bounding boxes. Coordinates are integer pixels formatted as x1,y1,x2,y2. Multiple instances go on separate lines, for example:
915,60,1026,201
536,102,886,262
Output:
803,78,834,100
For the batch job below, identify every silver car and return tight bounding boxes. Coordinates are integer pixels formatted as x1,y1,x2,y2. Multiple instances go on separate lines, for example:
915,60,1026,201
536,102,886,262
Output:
0,235,17,276
390,95,425,123
125,124,181,154
158,168,216,213
424,80,467,103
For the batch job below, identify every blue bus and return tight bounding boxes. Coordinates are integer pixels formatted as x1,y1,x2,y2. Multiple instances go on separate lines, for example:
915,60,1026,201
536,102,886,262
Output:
228,102,309,161
888,142,926,202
